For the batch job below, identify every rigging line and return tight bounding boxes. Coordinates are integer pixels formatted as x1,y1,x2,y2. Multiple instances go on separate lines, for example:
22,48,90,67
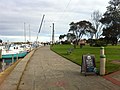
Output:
48,0,72,23
58,0,72,20
55,0,72,33
65,0,72,11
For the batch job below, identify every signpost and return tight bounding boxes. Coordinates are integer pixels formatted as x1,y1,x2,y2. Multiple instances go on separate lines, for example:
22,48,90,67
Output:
81,54,96,76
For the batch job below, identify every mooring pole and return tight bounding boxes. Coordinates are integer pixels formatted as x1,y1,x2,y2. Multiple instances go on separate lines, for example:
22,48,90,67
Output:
2,59,5,71
12,54,14,64
17,53,18,60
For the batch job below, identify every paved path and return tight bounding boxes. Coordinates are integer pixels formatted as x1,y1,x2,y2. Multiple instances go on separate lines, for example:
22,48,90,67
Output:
0,46,120,90
17,46,120,90
103,70,120,86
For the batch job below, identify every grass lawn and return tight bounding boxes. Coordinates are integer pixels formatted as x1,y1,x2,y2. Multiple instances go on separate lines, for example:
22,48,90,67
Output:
51,44,120,74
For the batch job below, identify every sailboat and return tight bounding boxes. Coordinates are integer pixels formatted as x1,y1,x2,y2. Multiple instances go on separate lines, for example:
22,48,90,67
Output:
1,44,28,59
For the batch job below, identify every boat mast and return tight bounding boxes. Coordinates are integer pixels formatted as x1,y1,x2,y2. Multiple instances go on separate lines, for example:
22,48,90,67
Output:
29,24,31,42
24,22,26,42
36,14,45,42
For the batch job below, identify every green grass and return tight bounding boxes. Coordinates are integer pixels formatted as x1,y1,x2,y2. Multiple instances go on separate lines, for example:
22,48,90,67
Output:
51,44,120,74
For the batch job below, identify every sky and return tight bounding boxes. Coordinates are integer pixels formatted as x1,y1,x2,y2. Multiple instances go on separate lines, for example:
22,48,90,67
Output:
0,0,110,42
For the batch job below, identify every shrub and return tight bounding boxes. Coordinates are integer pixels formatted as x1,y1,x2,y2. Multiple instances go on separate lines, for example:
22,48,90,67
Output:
61,40,71,44
93,39,107,47
87,38,107,47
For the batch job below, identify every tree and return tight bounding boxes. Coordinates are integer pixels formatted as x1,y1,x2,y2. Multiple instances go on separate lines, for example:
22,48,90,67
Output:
100,0,120,45
91,10,103,39
68,20,96,48
66,33,76,42
59,34,66,41
69,20,96,40
69,22,78,48
76,20,96,39
69,22,77,39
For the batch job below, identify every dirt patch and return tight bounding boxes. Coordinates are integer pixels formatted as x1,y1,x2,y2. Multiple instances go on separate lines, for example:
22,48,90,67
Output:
111,60,120,65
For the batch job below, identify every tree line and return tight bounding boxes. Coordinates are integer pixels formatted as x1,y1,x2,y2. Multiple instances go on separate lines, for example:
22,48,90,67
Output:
59,0,120,47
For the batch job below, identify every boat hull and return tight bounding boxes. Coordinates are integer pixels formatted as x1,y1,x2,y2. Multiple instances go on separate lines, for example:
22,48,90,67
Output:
2,52,28,59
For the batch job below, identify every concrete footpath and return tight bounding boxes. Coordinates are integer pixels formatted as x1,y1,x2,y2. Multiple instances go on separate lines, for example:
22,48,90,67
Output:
0,46,120,90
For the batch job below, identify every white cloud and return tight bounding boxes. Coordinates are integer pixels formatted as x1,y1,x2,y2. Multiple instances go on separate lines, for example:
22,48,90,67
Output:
0,0,110,42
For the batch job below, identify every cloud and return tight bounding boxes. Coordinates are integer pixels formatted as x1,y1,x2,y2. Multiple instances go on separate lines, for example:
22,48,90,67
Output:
0,0,110,42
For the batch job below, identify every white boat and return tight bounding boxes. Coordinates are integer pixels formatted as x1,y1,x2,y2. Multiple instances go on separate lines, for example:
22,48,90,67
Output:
1,44,28,59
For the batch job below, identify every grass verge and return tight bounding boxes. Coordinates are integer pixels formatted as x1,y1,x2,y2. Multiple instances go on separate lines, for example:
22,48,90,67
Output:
51,44,120,74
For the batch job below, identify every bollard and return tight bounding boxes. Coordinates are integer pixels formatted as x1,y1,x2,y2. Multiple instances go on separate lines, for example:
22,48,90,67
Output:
100,47,104,55
100,55,106,75
0,49,2,59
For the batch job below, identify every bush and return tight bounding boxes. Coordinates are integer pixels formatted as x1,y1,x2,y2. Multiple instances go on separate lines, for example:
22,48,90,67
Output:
87,38,107,47
93,40,107,47
61,40,71,44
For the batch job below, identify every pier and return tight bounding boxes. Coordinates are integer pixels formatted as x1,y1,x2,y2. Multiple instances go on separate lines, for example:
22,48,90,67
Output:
0,46,120,90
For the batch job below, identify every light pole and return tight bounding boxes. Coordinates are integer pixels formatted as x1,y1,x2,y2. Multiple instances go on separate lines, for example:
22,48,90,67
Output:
50,26,52,44
52,23,54,45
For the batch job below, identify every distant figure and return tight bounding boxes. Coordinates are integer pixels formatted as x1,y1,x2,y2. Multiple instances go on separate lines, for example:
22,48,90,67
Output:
44,43,46,46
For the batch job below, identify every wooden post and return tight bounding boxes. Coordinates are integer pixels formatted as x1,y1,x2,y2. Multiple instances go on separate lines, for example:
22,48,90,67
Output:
2,59,5,71
17,53,18,60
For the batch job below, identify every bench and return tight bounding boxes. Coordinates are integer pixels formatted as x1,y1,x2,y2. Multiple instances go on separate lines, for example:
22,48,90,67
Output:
67,48,74,54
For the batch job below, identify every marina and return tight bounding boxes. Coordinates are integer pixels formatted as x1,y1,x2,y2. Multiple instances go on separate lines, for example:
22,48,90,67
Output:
0,46,120,90
0,42,40,72
0,0,120,89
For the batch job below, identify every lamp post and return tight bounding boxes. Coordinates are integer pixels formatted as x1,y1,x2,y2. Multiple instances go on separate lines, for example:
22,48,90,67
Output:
50,26,52,44
52,23,54,45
